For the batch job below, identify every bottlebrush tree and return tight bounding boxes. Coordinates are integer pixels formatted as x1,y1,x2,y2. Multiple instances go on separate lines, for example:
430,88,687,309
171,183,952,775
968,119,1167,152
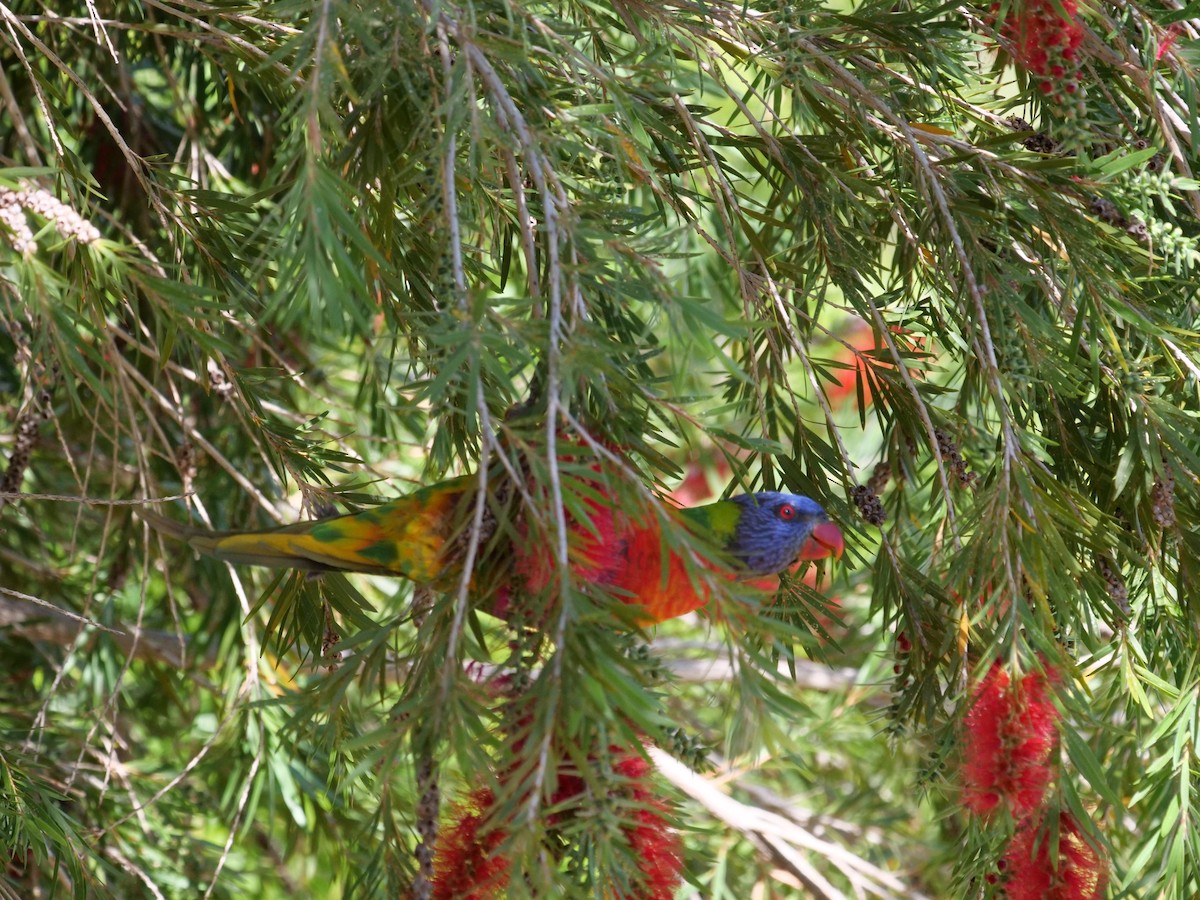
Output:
1,1,1198,898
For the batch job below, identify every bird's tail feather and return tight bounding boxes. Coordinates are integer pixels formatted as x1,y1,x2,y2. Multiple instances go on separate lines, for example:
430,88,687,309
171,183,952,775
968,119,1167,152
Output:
139,509,339,572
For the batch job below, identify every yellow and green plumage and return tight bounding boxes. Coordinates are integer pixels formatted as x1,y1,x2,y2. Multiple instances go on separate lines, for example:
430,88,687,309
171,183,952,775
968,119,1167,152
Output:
141,476,476,588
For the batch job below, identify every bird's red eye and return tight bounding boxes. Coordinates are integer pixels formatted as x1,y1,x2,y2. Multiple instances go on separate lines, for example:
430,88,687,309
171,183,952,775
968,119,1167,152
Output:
778,504,796,521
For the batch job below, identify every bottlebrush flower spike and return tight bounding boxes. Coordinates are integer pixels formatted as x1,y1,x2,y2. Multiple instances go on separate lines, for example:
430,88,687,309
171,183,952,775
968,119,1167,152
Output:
612,753,684,900
433,748,683,900
1004,812,1109,900
961,661,1060,817
433,788,511,900
990,1,1086,99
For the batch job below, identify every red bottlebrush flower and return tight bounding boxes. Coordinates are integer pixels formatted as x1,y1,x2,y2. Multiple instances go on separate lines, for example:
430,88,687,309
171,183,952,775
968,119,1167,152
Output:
822,318,875,409
961,662,1060,817
669,456,732,506
1004,812,1109,900
962,663,1010,814
1157,24,1183,62
433,789,512,900
547,751,683,900
612,753,685,900
820,319,926,411
994,1,1086,98
436,749,682,900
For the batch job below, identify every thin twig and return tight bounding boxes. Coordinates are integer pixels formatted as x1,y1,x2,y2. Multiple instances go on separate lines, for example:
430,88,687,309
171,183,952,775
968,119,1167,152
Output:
649,747,928,900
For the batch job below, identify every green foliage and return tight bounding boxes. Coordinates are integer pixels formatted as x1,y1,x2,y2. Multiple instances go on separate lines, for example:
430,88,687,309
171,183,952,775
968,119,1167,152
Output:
1,0,1199,896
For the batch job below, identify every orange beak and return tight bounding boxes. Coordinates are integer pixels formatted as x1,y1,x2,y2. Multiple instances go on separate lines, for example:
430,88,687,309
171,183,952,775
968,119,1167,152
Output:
798,521,845,561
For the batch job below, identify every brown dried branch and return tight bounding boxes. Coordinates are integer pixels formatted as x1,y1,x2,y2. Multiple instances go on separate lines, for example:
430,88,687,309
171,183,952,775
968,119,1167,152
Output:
649,747,926,900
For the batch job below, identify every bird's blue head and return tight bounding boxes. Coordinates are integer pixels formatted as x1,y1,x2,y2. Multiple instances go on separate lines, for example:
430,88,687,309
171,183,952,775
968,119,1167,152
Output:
727,492,832,575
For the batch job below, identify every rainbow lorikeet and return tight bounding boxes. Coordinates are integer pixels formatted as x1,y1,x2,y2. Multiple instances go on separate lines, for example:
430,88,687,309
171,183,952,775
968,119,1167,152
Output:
142,477,843,624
